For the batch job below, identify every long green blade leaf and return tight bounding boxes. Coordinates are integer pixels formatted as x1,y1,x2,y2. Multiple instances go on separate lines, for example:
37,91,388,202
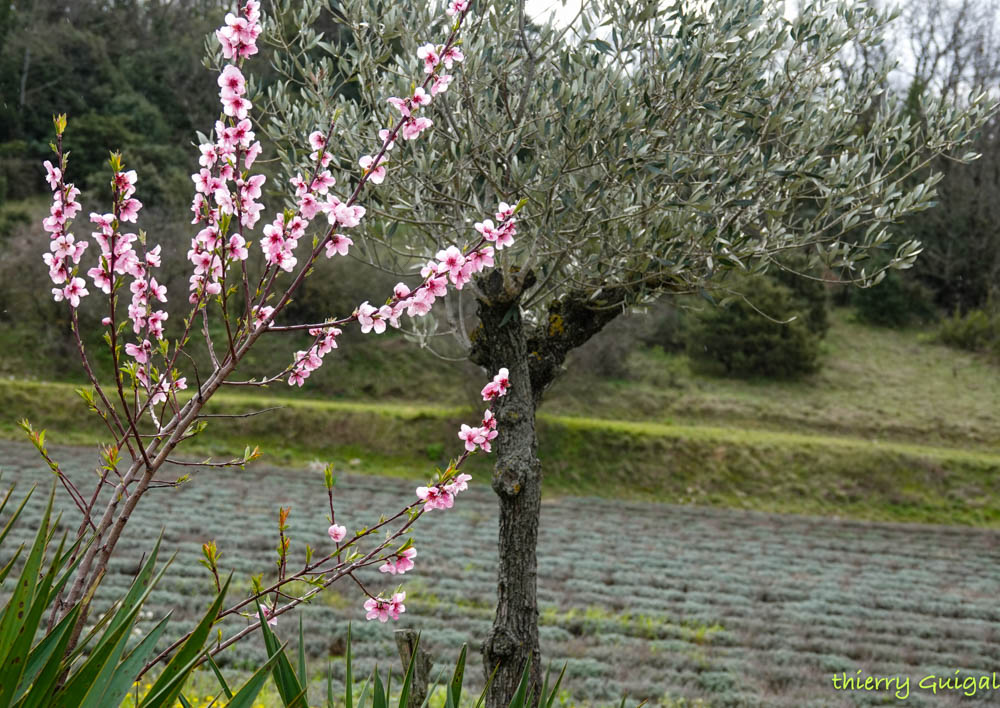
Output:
141,574,231,708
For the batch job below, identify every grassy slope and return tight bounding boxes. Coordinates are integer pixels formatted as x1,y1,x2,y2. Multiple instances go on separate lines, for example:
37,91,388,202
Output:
2,311,999,526
545,310,1000,448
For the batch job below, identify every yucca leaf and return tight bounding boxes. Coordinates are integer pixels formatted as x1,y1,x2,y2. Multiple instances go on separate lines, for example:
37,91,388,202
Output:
473,664,500,708
297,614,306,686
0,484,33,553
140,574,231,708
373,666,387,708
178,694,194,708
81,613,171,708
225,646,285,708
15,605,79,708
254,600,306,707
207,653,234,700
102,533,166,640
543,664,566,708
449,644,467,708
507,660,533,708
356,675,371,708
55,597,145,708
0,546,23,585
345,625,353,708
0,486,56,702
137,646,209,708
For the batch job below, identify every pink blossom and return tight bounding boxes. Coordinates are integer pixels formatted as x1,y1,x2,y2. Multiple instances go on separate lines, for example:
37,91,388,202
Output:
426,276,448,298
310,170,336,195
274,249,297,272
417,43,440,73
309,130,327,151
288,369,307,387
325,233,353,258
364,595,406,622
495,220,516,249
388,592,406,619
253,305,274,329
458,424,484,452
61,277,88,308
481,367,511,401
357,302,386,334
496,202,515,221
378,128,396,151
218,64,246,96
148,277,168,302
43,161,61,190
222,93,251,120
88,265,112,293
467,246,495,272
407,289,434,317
332,202,365,228
446,0,469,16
400,116,433,141
261,606,278,627
441,46,464,69
359,154,387,184
387,96,411,117
328,524,347,543
114,170,138,199
412,87,431,107
445,473,473,494
227,234,249,261
436,245,466,284
431,73,453,96
298,193,321,220
245,141,262,168
393,282,411,300
125,340,152,364
475,219,498,242
199,143,218,168
415,485,454,511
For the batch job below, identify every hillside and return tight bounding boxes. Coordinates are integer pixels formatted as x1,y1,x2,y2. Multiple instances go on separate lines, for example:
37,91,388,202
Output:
1,309,998,526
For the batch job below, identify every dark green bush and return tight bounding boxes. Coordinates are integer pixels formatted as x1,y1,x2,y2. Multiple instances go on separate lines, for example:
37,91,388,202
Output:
851,270,937,328
937,308,1000,355
685,274,823,379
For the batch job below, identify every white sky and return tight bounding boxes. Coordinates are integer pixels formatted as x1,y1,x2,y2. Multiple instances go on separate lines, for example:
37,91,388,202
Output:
525,0,585,27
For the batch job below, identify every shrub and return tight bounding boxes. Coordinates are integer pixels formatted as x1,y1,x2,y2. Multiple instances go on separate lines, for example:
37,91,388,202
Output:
937,308,1000,355
685,274,823,379
851,270,937,328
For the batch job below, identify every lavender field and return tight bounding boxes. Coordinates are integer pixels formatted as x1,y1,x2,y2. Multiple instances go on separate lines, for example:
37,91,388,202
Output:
3,439,1000,707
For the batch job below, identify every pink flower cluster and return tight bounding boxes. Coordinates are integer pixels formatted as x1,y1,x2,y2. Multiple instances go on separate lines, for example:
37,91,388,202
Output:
189,0,264,303
416,472,473,512
41,161,88,307
459,409,499,453
216,1,261,60
364,592,406,622
379,547,417,575
481,367,510,401
474,201,518,250
288,325,342,387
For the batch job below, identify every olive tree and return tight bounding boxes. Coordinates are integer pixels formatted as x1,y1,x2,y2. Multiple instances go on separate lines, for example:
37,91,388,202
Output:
261,0,993,703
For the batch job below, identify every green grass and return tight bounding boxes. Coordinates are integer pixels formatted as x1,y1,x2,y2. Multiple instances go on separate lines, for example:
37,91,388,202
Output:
545,309,1000,449
2,367,999,526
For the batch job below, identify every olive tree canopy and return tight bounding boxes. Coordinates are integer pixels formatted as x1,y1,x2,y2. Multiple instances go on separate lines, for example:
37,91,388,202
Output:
256,0,993,703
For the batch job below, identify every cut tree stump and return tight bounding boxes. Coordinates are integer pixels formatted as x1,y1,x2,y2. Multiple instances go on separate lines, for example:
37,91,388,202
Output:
395,629,433,708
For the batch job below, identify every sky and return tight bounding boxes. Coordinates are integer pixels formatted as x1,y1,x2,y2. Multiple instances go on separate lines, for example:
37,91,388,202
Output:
524,0,585,28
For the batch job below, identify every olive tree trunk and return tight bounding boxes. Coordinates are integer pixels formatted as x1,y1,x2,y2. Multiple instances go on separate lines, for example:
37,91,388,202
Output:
474,273,543,707
472,274,631,707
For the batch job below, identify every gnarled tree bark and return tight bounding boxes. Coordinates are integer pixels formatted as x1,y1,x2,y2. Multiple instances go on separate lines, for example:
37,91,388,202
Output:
472,271,628,708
